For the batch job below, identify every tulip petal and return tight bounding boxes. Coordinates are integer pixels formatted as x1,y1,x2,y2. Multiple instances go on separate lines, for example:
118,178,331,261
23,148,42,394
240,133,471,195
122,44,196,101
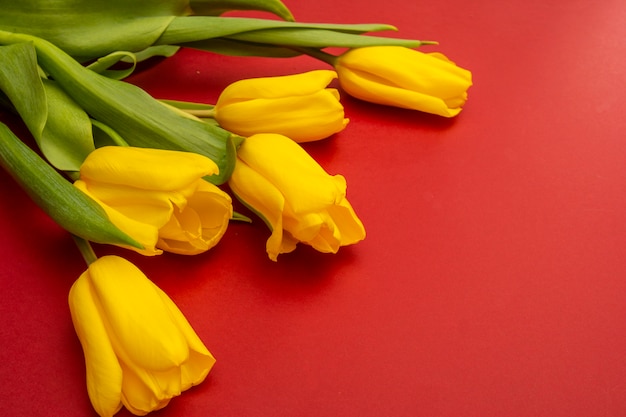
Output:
77,181,179,228
155,286,216,389
74,180,162,255
187,180,233,249
338,47,470,94
229,158,296,260
87,256,190,371
339,67,464,117
158,206,211,254
69,272,124,417
237,134,347,213
119,285,216,413
115,285,215,414
282,207,324,242
191,180,233,229
119,361,174,416
157,180,232,254
327,198,367,245
284,210,340,253
216,89,347,142
79,146,219,190
305,226,340,253
337,46,472,116
283,197,365,253
216,70,338,104
160,206,202,242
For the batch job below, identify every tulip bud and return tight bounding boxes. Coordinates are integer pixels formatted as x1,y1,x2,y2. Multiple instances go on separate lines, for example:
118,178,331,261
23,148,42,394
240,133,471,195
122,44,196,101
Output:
214,70,349,142
335,46,472,117
69,255,215,417
228,133,365,260
74,146,233,256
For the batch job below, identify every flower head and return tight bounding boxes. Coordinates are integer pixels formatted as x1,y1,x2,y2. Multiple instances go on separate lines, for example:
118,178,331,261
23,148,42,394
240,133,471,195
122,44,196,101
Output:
335,46,472,117
228,133,365,260
214,70,348,142
74,146,232,255
68,255,215,417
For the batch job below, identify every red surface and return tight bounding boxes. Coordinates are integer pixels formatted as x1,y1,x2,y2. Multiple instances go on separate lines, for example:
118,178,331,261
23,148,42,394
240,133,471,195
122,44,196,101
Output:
2,0,626,416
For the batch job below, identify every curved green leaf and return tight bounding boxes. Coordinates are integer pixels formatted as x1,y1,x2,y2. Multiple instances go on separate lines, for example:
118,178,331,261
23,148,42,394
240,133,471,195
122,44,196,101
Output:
0,121,142,248
0,43,46,141
190,0,294,21
132,45,181,62
0,0,190,60
40,79,95,171
86,51,138,80
156,16,401,45
0,43,94,171
0,31,236,185
227,28,423,49
178,38,301,57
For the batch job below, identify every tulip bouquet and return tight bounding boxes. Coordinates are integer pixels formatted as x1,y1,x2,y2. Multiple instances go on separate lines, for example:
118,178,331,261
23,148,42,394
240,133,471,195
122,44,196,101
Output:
0,0,472,415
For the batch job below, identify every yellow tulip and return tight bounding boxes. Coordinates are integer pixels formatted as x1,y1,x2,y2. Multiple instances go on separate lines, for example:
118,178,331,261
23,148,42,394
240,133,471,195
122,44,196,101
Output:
213,70,349,143
68,255,215,417
74,146,232,256
335,46,472,117
228,133,365,261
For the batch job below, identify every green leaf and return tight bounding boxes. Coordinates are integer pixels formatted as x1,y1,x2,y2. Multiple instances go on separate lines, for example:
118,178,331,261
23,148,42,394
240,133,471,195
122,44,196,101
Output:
154,16,425,57
90,119,129,148
0,121,142,249
160,99,215,112
0,43,46,143
86,51,138,80
227,28,424,49
0,43,94,171
0,0,190,60
182,29,424,57
190,0,295,21
132,45,181,62
0,30,236,185
174,38,302,57
156,16,402,46
0,3,427,60
86,48,181,77
40,79,95,171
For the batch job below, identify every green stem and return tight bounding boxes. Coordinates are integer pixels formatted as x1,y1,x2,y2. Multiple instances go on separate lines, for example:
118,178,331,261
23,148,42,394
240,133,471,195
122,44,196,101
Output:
231,211,252,223
90,118,129,147
72,235,98,266
293,47,339,66
183,108,216,118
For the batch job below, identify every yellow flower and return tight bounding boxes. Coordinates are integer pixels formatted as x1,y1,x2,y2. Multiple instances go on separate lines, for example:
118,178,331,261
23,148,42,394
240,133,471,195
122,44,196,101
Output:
68,255,215,417
335,46,472,117
228,133,365,261
74,146,232,256
214,70,349,143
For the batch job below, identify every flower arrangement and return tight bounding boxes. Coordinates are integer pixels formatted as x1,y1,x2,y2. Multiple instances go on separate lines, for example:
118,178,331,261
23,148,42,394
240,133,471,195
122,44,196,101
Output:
0,0,472,415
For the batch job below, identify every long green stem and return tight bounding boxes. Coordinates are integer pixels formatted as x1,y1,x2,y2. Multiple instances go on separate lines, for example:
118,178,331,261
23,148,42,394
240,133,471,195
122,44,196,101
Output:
183,108,216,118
294,47,339,66
72,235,98,266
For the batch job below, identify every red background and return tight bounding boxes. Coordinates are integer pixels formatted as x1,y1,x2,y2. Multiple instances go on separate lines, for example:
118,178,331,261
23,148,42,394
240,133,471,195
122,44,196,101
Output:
2,0,626,416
